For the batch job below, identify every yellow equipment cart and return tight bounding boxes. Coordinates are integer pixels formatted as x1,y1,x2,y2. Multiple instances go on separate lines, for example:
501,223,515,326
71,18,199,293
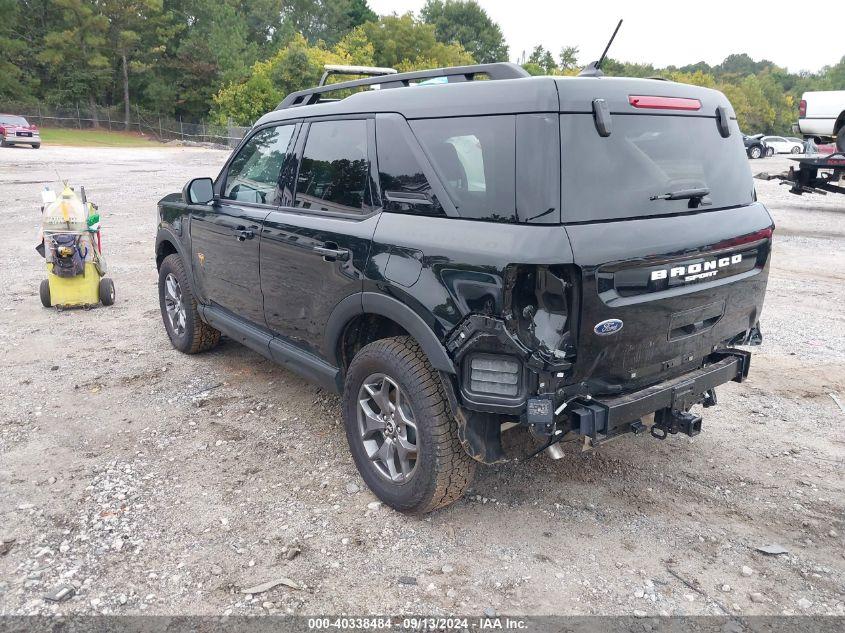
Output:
39,185,115,309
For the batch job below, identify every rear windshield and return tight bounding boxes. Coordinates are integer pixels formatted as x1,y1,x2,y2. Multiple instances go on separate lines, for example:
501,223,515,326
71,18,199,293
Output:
0,115,28,126
561,114,753,222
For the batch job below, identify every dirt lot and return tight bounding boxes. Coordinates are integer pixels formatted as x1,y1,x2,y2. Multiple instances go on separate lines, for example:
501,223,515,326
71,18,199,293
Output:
1,146,843,617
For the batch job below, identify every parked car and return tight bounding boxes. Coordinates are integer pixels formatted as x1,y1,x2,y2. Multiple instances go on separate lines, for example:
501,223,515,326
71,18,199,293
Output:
0,114,41,148
743,134,768,159
797,90,845,151
761,135,803,154
156,63,773,513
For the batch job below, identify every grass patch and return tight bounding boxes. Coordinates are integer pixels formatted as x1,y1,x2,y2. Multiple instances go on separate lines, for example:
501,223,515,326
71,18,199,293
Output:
39,127,161,147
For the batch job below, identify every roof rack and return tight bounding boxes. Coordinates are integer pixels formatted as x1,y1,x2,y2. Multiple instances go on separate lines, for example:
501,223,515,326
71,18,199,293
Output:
318,65,398,86
278,62,530,109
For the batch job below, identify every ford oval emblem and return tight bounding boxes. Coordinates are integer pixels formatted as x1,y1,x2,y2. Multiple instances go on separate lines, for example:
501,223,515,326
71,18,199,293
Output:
594,318,624,336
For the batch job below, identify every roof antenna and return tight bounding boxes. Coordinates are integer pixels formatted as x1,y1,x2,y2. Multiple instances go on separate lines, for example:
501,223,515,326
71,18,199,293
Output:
578,19,623,77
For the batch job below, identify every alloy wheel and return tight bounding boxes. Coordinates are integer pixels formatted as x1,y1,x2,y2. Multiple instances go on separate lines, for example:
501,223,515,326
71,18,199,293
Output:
164,273,187,336
357,373,419,483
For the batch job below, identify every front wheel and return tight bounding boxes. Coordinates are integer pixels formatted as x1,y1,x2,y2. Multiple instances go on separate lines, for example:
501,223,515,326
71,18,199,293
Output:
790,145,801,154
33,143,41,149
837,127,845,152
158,254,220,354
342,336,475,514
39,279,51,307
749,146,762,159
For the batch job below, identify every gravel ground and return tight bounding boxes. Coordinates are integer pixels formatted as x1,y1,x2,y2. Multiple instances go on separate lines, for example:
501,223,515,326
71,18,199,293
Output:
0,146,843,617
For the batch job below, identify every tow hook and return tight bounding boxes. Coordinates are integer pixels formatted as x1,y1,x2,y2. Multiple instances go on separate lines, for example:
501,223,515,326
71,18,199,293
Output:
650,408,702,439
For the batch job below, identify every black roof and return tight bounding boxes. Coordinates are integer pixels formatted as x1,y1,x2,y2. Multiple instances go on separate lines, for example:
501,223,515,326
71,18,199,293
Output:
253,65,735,128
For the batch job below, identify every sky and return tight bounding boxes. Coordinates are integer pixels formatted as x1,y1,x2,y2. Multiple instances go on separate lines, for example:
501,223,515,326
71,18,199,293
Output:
367,0,842,73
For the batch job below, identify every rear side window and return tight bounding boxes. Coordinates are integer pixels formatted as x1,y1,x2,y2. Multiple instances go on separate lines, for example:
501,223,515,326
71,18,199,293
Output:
411,116,516,222
295,119,370,214
376,116,445,217
560,114,753,222
224,125,295,204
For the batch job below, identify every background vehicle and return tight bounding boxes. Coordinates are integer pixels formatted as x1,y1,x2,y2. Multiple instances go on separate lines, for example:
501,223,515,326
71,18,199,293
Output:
743,134,768,158
156,64,773,513
797,90,845,151
0,114,41,148
761,135,803,153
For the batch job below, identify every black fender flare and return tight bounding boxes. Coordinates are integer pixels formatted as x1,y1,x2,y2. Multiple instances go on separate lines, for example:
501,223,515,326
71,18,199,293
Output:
155,226,188,268
324,292,456,374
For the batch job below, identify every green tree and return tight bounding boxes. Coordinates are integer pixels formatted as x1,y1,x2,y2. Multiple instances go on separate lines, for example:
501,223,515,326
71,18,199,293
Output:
37,0,110,115
420,0,507,64
361,13,473,70
212,31,375,125
559,46,579,71
97,0,165,129
526,45,556,74
0,0,35,101
282,0,376,46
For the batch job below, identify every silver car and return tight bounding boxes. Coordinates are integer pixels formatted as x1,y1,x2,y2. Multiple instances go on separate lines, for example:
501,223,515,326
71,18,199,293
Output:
0,114,41,149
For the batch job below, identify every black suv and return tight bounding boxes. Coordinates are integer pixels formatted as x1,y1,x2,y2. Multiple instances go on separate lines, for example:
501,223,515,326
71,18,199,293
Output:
156,63,773,513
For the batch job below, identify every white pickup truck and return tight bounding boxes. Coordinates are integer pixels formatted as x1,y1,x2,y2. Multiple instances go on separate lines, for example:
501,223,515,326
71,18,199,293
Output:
798,90,845,150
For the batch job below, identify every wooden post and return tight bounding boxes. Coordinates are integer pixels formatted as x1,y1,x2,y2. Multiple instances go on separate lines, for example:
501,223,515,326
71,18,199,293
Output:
76,103,82,129
107,108,111,131
179,117,184,141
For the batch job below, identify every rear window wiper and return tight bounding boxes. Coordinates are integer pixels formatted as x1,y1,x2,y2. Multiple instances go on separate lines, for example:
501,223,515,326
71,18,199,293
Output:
649,188,710,202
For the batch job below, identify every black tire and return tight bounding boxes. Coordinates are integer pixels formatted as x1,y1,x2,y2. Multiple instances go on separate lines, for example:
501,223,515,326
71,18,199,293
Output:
765,146,775,157
0,139,8,148
158,253,220,354
33,143,41,149
98,277,115,306
790,145,801,154
837,127,845,152
39,279,51,307
748,146,762,159
343,336,475,514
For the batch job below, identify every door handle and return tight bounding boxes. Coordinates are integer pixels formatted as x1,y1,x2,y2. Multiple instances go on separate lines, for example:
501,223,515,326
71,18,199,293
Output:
235,229,255,241
313,244,350,261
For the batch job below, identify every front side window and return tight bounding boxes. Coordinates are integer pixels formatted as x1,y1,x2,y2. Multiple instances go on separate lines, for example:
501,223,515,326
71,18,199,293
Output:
295,119,370,214
410,116,516,222
224,125,295,204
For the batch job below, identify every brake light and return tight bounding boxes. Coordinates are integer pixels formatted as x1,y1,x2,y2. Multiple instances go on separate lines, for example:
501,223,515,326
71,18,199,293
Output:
628,95,701,111
798,99,807,118
712,227,773,250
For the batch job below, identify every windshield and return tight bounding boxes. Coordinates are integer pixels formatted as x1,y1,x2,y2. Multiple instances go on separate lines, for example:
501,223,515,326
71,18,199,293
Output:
561,114,753,221
0,115,29,126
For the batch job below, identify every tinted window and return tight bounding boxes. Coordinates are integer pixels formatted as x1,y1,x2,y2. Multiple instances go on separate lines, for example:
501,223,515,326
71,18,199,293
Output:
560,114,753,222
516,114,560,223
295,119,369,214
411,116,516,222
224,125,295,204
376,116,445,217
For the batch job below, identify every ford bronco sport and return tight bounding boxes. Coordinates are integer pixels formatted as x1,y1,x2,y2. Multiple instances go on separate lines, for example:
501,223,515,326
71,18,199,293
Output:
155,62,773,513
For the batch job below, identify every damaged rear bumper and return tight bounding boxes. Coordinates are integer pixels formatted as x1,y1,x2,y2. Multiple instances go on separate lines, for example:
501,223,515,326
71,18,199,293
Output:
561,349,750,445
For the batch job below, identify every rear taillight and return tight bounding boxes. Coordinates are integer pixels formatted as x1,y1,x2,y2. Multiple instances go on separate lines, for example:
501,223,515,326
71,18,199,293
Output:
712,227,774,250
628,95,702,111
798,99,807,118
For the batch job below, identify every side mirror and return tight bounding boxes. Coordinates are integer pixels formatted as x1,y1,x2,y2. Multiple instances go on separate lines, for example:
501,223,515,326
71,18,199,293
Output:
183,177,214,204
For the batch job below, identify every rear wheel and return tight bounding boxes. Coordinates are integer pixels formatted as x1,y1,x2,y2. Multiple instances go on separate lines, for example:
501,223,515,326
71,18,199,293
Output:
39,279,51,307
0,139,8,148
33,143,41,149
790,145,801,154
748,146,762,159
342,336,475,514
158,253,220,354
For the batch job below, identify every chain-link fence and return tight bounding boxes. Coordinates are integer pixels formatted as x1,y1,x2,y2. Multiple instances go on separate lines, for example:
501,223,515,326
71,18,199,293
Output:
0,102,249,148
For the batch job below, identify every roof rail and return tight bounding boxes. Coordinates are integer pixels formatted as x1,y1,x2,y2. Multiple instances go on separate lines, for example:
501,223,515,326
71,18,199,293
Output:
318,65,397,86
278,62,530,109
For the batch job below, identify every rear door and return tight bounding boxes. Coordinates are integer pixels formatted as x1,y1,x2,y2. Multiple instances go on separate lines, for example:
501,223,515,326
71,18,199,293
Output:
191,124,296,324
260,117,380,360
560,109,774,391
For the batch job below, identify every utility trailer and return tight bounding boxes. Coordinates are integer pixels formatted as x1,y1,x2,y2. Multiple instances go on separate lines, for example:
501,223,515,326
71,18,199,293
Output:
755,152,845,196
